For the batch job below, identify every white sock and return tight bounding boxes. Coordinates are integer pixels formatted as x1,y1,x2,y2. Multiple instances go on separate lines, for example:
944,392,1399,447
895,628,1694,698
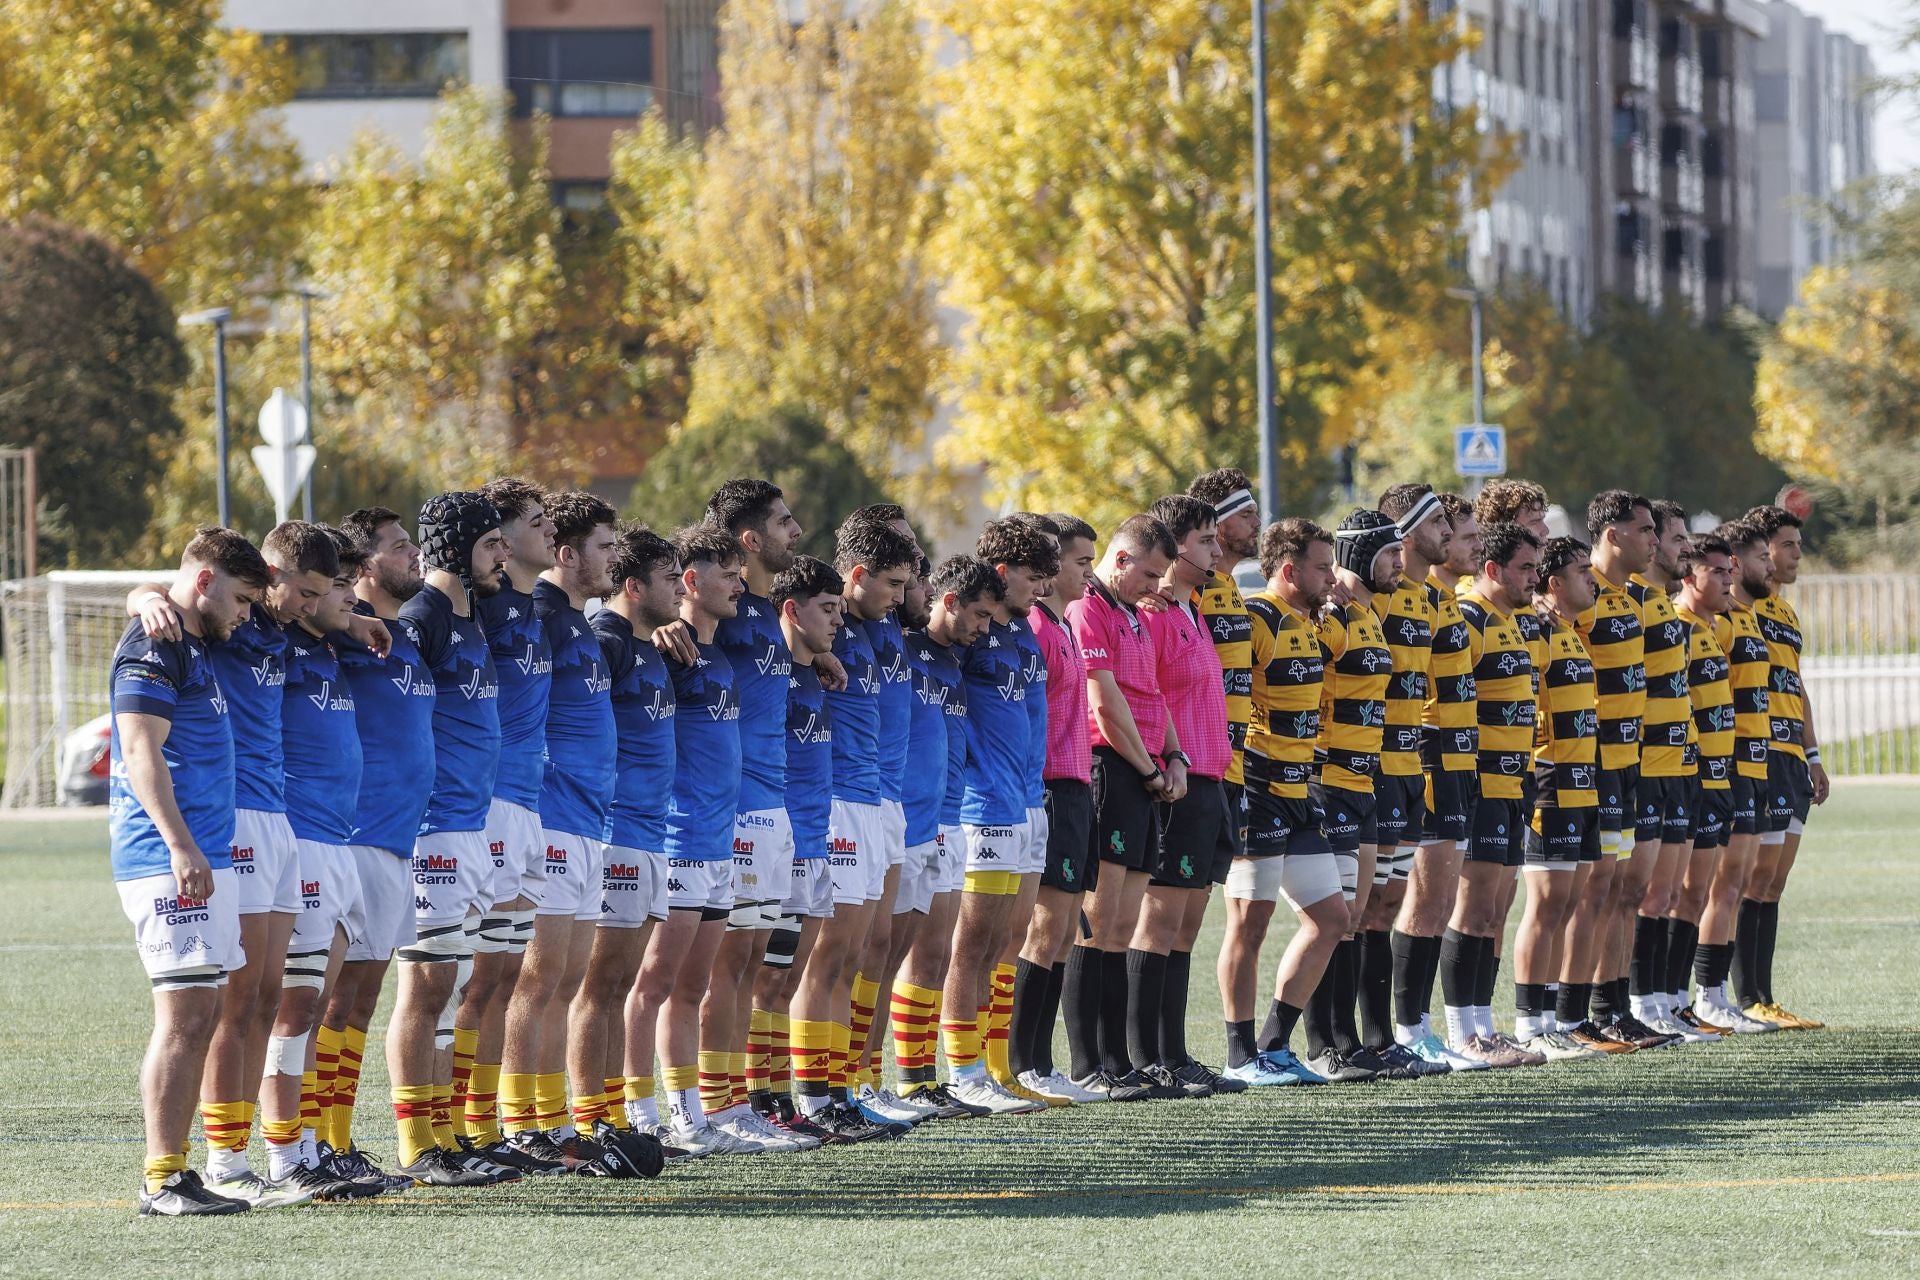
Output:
1443,1005,1471,1046
667,1084,705,1132
1514,1012,1545,1042
1474,1005,1496,1038
205,1145,249,1182
1394,1022,1423,1047
547,1121,578,1141
267,1142,302,1182
625,1095,660,1129
796,1091,833,1117
300,1129,318,1168
1630,994,1655,1022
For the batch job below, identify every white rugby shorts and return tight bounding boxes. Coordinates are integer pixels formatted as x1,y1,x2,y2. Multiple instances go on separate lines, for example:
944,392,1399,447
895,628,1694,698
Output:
484,798,544,909
601,845,669,926
783,857,835,920
1023,804,1050,876
896,840,940,916
345,845,415,962
827,798,887,907
879,799,908,870
231,808,300,916
412,829,492,929
666,856,732,915
731,808,795,906
536,828,605,921
935,824,965,895
288,838,362,953
963,821,1026,876
118,868,243,983
1224,852,1343,911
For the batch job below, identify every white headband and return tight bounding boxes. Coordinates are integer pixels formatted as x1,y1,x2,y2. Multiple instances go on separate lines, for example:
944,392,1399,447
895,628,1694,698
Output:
1214,488,1256,520
1395,491,1443,539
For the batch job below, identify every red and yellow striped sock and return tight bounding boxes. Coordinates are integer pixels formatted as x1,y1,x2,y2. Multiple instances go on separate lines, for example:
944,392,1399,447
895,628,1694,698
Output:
449,1027,478,1126
300,1069,324,1141
790,1019,831,1101
429,1081,457,1149
391,1083,437,1167
697,1050,732,1116
829,1021,852,1094
985,962,1017,1080
848,973,880,1076
942,1011,983,1072
463,1062,502,1144
200,1099,251,1154
325,1026,367,1151
745,1009,774,1096
602,1077,630,1130
499,1072,540,1135
312,1026,343,1140
533,1072,568,1132
768,1012,793,1095
890,980,939,1084
570,1089,605,1133
727,1051,750,1110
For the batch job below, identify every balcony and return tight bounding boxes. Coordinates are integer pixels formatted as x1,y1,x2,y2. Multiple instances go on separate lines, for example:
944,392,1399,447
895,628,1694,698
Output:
1661,54,1703,116
1663,155,1705,216
1620,30,1656,90
1616,133,1654,196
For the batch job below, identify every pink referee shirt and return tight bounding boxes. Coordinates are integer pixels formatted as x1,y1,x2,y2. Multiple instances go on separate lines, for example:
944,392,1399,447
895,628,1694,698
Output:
1149,598,1230,780
1066,575,1168,759
1032,602,1091,783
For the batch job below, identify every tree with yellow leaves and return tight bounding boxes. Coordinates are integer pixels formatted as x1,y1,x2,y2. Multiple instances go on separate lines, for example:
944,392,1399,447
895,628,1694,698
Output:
931,0,1496,527
682,0,941,466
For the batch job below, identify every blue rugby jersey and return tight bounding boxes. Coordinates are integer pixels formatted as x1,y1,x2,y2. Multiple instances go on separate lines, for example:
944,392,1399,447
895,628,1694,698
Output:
826,618,883,805
904,632,965,847
205,604,287,814
400,584,500,835
594,610,677,852
338,601,435,858
784,661,832,860
960,618,1028,827
868,613,913,804
716,589,792,815
477,586,550,810
1012,615,1049,807
533,581,616,841
664,641,741,862
108,619,235,881
280,626,363,846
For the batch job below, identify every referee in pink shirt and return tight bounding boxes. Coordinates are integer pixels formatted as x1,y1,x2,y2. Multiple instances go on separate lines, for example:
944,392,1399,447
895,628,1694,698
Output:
1061,515,1183,1101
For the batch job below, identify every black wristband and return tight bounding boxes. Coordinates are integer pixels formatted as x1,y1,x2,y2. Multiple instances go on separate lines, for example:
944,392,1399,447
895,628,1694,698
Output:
1140,766,1163,785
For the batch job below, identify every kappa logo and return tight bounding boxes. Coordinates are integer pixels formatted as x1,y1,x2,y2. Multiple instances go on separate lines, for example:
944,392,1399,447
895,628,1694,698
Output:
507,606,521,620
746,605,761,618
987,635,1002,649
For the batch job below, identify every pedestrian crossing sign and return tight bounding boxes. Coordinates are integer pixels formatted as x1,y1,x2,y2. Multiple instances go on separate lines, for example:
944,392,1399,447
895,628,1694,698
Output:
1454,424,1506,478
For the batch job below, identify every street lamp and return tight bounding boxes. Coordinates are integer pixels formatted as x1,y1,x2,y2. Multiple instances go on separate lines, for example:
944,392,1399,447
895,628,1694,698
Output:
180,307,234,527
292,284,330,521
1445,285,1487,430
1252,0,1280,524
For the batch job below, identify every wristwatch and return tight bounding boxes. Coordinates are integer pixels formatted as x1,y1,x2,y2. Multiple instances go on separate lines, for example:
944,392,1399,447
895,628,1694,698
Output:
1164,750,1191,769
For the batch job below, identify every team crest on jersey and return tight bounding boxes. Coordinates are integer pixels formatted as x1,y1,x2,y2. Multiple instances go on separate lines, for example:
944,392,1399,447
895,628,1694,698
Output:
1495,652,1522,675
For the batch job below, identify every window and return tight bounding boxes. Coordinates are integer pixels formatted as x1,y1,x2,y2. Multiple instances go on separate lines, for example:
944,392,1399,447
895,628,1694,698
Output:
1704,234,1726,282
1703,129,1725,178
509,28,653,117
281,32,468,99
1701,28,1726,80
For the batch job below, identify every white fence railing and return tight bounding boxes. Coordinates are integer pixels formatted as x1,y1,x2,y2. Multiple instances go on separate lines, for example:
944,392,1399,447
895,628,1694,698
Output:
1794,575,1920,776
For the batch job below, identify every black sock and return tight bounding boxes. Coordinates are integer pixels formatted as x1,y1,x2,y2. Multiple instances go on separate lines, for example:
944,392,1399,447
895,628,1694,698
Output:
1421,932,1445,1016
1630,915,1663,997
1439,928,1472,1010
1124,949,1166,1070
1556,981,1591,1025
1007,958,1049,1078
1755,900,1780,1005
1692,941,1718,991
1158,949,1192,1067
1225,1019,1259,1069
1591,976,1621,1022
1515,981,1548,1018
1664,919,1698,999
1613,976,1632,1015
1709,942,1735,992
1098,948,1132,1074
1256,998,1303,1054
1034,963,1066,1076
1063,945,1103,1081
1474,935,1500,1011
1389,929,1422,1031
1304,951,1340,1059
1731,897,1762,1007
1331,938,1364,1055
1359,930,1395,1048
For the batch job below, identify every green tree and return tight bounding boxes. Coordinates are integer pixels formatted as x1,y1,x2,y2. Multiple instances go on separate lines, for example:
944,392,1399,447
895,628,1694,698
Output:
931,0,1498,531
682,0,942,466
632,405,898,560
0,218,188,566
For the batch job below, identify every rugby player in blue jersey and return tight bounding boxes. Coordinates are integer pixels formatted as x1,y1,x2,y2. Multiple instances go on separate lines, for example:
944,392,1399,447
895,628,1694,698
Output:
788,519,917,1140
113,527,268,1215
467,478,560,1163
656,524,750,1156
390,493,512,1186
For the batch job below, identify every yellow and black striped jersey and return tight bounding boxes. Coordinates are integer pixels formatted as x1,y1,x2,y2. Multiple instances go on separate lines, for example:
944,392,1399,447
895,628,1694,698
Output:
1244,590,1323,800
1457,588,1535,801
1633,575,1691,778
1513,604,1548,700
1423,576,1477,772
1715,601,1772,780
1316,602,1390,795
1532,613,1598,809
1372,576,1432,779
1577,570,1646,772
1678,604,1733,791
1196,569,1252,786
1753,594,1806,759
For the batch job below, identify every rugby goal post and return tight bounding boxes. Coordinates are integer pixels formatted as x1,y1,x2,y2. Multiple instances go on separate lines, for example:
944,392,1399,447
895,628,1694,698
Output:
1,570,165,809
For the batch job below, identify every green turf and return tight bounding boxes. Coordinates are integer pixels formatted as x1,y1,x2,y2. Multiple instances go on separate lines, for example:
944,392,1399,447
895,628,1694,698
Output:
4,787,1919,1277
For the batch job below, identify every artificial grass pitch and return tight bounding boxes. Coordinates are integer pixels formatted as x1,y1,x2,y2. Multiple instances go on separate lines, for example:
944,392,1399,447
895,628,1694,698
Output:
2,784,1917,1278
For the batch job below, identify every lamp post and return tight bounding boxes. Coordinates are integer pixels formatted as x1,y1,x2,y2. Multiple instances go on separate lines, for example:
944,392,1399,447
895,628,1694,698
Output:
180,307,234,527
1252,0,1280,523
292,285,329,521
1445,285,1486,430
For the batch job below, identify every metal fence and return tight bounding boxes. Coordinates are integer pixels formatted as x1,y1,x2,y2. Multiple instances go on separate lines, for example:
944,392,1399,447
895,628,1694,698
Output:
1795,574,1920,776
1,571,159,808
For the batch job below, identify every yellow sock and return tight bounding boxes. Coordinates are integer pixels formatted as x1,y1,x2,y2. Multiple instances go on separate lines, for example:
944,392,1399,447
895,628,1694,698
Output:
726,1050,750,1110
312,1025,342,1141
300,1068,323,1137
624,1074,656,1104
570,1090,605,1133
942,1013,983,1071
829,1021,852,1092
430,1081,457,1150
662,1063,700,1130
848,972,881,1072
326,1026,367,1151
986,962,1017,1080
261,1114,302,1150
533,1072,568,1132
768,1012,793,1094
199,1099,250,1153
602,1078,630,1130
697,1050,732,1116
746,1008,774,1096
450,1026,479,1122
391,1083,438,1167
500,1072,540,1135
463,1062,502,1144
144,1150,187,1195
790,1020,831,1099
